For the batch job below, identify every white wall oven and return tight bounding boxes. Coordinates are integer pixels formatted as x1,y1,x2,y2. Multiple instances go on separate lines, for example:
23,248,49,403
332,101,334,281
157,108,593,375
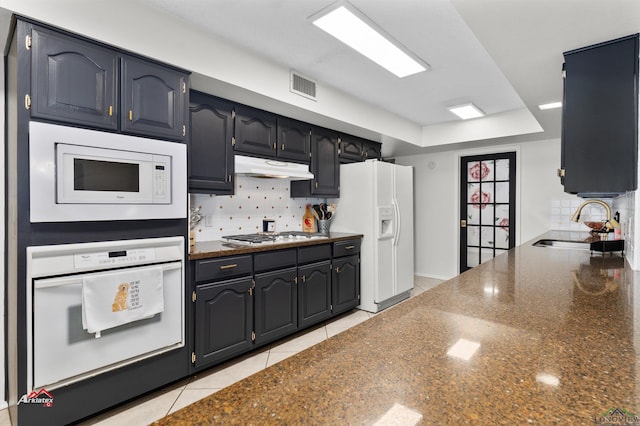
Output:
29,121,187,222
26,237,185,391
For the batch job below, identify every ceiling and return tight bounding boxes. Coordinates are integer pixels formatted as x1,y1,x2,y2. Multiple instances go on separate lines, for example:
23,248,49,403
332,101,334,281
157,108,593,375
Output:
2,0,639,157
129,0,640,157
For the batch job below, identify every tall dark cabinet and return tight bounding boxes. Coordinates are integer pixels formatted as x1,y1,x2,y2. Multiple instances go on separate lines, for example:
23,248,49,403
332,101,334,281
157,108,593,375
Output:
291,127,340,197
561,34,639,195
9,18,190,426
189,91,235,194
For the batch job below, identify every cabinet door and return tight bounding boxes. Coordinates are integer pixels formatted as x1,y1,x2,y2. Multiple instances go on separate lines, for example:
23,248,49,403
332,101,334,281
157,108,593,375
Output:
332,255,360,315
254,267,298,345
561,34,638,194
30,25,118,130
189,91,234,194
298,260,332,329
312,129,340,196
234,105,277,157
361,141,382,161
121,55,188,141
339,135,363,163
194,277,253,369
291,128,340,197
277,117,311,163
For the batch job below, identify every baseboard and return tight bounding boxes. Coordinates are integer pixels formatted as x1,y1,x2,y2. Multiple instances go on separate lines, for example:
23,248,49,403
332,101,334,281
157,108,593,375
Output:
414,272,454,281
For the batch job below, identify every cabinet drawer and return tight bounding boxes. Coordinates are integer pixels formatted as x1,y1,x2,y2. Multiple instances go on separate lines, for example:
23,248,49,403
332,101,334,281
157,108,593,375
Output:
195,255,252,282
298,244,331,265
254,249,297,273
333,240,361,257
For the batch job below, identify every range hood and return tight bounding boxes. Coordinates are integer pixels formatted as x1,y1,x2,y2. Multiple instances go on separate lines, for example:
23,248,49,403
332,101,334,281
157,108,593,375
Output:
234,155,314,180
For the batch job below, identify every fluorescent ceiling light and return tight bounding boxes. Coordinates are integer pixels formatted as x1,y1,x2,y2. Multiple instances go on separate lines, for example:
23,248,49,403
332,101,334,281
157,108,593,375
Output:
448,103,485,120
538,102,562,110
310,3,428,78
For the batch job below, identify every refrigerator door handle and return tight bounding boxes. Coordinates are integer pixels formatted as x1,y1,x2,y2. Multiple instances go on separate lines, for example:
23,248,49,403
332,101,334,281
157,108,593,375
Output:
392,200,400,247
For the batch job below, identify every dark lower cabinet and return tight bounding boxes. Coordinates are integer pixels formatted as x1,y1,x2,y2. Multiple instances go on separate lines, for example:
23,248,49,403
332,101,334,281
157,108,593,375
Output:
191,239,361,372
194,276,254,369
298,260,332,329
332,254,360,315
254,267,298,345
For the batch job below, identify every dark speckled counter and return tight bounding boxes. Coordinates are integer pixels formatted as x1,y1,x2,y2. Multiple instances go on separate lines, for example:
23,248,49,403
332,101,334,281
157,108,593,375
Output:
156,231,639,425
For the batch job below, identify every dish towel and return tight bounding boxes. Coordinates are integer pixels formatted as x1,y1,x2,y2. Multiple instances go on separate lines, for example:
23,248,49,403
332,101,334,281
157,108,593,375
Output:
82,266,164,338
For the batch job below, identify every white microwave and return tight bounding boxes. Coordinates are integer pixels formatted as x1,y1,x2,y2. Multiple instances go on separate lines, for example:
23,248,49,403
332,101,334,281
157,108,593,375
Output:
29,121,187,222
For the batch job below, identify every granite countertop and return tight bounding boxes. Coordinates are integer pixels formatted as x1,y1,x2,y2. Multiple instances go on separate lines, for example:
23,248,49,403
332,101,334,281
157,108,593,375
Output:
189,232,363,260
158,231,639,424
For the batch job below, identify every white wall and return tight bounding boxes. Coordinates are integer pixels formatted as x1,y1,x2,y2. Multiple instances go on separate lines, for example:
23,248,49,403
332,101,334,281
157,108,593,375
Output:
395,138,569,279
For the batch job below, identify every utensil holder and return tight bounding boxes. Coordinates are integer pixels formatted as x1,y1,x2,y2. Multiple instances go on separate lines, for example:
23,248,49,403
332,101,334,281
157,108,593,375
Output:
318,219,330,235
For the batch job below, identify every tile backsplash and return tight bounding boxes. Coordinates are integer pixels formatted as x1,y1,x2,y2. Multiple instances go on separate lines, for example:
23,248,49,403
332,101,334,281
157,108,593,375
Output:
190,176,327,241
550,197,615,232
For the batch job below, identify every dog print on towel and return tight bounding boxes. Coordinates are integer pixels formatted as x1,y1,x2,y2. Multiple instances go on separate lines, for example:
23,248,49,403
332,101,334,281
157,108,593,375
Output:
112,283,130,312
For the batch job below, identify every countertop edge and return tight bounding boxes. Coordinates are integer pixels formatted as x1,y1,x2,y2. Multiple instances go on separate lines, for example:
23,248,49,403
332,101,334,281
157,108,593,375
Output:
188,233,364,260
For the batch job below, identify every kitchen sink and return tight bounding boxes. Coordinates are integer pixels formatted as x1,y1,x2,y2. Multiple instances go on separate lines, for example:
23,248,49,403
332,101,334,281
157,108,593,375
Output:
532,239,591,250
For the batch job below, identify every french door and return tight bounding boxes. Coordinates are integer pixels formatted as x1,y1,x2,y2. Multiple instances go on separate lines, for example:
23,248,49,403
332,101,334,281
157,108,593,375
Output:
460,152,516,273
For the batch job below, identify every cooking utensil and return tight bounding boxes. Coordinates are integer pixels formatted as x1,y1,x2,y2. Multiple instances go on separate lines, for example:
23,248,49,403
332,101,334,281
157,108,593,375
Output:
312,204,323,220
320,203,328,219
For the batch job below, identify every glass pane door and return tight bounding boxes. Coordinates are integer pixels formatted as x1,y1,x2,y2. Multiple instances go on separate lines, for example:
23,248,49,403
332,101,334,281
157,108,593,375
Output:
460,152,516,273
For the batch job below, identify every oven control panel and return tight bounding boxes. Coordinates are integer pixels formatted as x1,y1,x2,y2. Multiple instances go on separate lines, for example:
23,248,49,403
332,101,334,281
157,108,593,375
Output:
74,248,156,269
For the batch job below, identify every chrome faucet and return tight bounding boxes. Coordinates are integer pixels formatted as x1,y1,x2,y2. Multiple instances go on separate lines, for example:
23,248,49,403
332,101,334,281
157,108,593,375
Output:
570,199,619,230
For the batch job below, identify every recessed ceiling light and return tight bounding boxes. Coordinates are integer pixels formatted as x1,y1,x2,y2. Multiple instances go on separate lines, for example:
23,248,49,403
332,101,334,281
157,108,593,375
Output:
310,2,428,78
448,103,485,120
538,102,562,110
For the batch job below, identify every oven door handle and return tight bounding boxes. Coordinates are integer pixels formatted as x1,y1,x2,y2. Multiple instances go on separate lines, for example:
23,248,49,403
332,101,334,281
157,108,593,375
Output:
34,262,182,289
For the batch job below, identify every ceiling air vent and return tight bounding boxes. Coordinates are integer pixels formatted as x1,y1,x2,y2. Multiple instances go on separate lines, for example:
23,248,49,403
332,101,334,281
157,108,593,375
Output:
290,71,317,101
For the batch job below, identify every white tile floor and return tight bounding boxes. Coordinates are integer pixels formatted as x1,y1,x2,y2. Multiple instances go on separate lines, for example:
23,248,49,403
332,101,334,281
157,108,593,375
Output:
0,276,443,426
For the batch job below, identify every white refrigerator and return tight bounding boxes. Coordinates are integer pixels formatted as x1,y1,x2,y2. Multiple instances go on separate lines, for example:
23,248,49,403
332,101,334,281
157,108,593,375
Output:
331,160,414,313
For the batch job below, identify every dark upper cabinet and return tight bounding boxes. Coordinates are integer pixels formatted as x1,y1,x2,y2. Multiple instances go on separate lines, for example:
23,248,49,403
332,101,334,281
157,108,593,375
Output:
30,24,118,130
277,117,311,162
332,254,360,315
298,260,332,329
291,127,340,197
188,91,235,194
234,105,278,157
339,134,382,163
339,135,364,162
194,277,254,369
121,55,188,141
361,140,382,161
561,34,639,195
254,267,298,345
28,23,188,141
